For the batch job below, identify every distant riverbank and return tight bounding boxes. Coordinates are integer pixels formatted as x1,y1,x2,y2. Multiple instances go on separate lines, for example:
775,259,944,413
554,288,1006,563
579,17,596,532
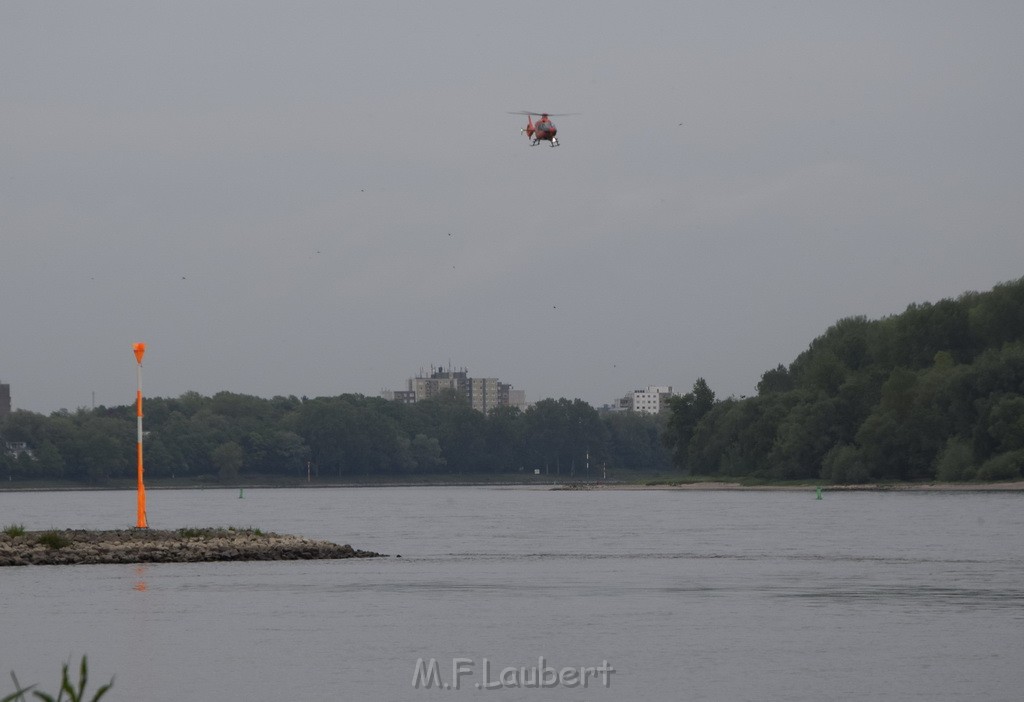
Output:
2,476,1022,493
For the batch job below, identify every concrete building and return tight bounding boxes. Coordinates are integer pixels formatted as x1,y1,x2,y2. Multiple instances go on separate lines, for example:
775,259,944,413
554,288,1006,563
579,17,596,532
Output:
383,365,526,413
507,389,526,411
0,382,27,460
388,390,417,405
618,385,676,414
3,441,33,460
0,382,10,421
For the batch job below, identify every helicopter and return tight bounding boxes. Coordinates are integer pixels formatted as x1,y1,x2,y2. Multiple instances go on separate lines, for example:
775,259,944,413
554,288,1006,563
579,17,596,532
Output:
508,111,578,147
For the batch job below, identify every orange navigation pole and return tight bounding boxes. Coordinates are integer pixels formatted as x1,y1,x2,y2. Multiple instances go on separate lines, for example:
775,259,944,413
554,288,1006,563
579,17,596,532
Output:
133,343,148,528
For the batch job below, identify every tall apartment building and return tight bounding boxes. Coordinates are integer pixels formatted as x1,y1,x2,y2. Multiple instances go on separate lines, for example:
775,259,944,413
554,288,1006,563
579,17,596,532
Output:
618,385,676,414
383,366,526,413
0,382,10,420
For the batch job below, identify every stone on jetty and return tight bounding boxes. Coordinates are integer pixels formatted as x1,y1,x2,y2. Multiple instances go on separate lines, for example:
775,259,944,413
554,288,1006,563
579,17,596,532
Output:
0,528,384,566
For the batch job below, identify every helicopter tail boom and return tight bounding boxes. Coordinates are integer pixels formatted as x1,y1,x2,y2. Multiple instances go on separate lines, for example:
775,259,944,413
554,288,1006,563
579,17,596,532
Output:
521,115,535,140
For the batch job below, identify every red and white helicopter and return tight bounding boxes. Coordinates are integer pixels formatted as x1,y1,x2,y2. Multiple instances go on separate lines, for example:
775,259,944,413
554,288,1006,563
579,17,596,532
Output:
508,111,578,147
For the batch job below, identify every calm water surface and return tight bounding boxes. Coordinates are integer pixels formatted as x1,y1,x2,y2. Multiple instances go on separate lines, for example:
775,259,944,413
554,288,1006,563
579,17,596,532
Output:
1,487,1023,701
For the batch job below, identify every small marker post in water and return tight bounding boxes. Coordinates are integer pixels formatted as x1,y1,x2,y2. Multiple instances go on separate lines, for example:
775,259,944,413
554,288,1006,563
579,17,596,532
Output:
815,486,822,500
239,488,244,499
133,343,148,528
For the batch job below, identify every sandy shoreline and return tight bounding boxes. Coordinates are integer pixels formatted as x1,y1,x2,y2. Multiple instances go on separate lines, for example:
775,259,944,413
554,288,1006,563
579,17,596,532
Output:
568,481,1024,491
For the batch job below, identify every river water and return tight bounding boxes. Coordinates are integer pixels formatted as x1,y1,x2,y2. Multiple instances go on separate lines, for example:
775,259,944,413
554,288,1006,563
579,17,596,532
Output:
1,486,1022,701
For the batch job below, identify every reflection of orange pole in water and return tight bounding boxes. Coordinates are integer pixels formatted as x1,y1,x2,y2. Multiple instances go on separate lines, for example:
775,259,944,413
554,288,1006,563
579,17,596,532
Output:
133,343,148,528
133,565,148,592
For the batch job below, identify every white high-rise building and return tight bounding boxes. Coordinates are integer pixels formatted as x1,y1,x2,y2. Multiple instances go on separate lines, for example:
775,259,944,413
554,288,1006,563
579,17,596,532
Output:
619,385,675,414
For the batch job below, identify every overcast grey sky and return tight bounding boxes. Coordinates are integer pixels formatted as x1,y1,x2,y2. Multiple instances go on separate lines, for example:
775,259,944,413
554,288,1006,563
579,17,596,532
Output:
2,1,1023,414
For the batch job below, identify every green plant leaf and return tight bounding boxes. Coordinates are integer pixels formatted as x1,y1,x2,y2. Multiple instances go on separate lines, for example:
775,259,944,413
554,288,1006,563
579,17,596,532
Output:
2,671,33,702
6,658,111,702
87,681,113,702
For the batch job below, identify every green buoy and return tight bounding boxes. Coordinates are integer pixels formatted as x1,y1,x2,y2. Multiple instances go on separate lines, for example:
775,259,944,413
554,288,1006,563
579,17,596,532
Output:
815,486,822,500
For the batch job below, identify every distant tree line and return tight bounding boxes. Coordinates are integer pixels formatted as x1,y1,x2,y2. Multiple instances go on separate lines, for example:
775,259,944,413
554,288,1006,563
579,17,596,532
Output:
0,391,672,484
4,277,1023,485
663,277,1024,483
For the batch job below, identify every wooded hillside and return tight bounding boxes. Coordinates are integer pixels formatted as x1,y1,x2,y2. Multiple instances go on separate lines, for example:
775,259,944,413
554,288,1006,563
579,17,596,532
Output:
663,277,1024,482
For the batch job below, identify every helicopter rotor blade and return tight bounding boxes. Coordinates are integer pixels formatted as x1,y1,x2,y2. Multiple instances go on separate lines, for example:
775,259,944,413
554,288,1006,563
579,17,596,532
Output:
507,111,580,117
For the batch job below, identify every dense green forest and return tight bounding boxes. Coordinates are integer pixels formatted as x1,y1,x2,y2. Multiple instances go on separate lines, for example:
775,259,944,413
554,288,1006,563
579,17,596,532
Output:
663,277,1024,482
0,391,671,483
3,277,1023,485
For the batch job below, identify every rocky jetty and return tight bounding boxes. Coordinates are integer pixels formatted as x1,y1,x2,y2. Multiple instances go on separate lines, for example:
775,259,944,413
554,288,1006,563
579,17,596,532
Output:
0,528,384,566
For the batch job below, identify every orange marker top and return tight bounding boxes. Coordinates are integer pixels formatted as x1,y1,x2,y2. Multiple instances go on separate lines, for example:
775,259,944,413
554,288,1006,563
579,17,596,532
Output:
133,342,146,365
